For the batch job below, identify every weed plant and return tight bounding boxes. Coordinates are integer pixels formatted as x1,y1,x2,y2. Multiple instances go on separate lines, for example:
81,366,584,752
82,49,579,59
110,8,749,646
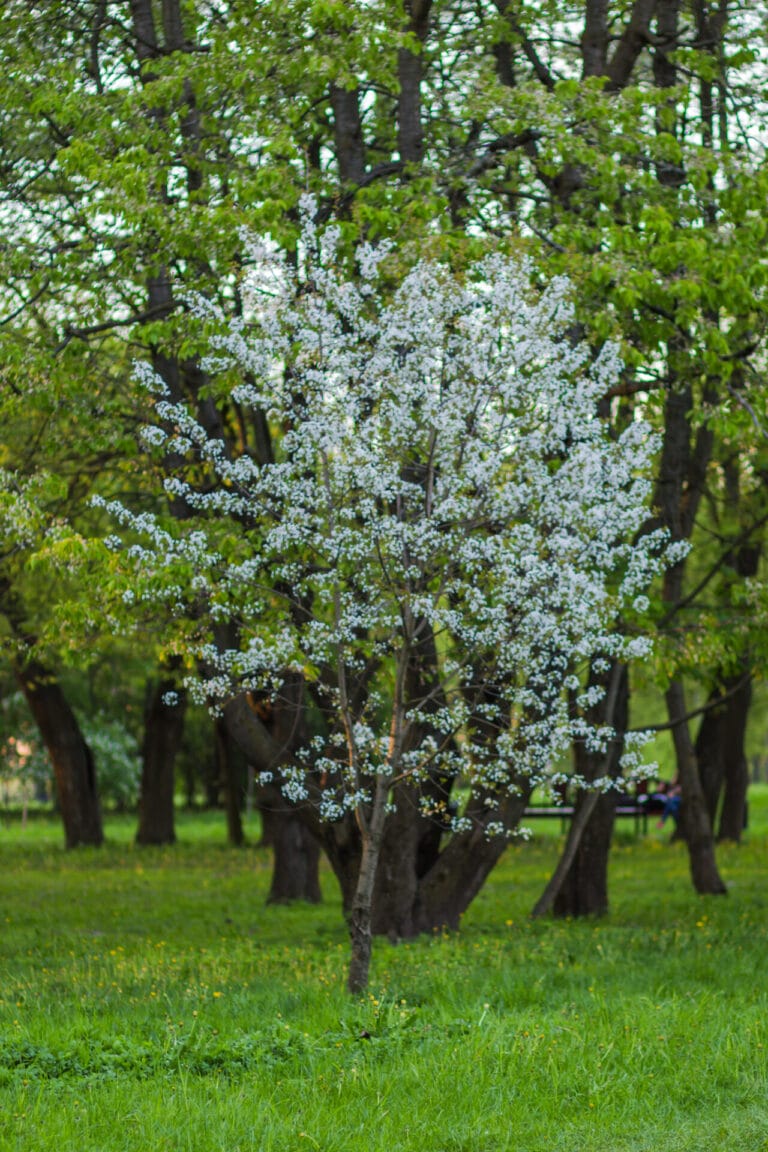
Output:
0,791,766,1151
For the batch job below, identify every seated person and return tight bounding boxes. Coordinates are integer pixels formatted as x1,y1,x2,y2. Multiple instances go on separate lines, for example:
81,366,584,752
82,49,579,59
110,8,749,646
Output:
641,778,676,815
656,780,681,828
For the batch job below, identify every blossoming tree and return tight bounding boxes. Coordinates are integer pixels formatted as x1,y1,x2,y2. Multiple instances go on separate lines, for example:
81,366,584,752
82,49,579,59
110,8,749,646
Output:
100,208,675,991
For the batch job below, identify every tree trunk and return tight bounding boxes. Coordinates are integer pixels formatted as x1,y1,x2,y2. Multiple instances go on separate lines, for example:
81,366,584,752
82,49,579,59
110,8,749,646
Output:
215,717,245,847
717,673,751,843
545,661,628,919
257,799,275,848
136,675,186,845
654,347,720,892
715,529,761,842
411,789,531,933
266,805,322,904
551,791,617,918
222,688,323,902
368,779,421,936
347,775,390,993
397,1,431,166
666,680,726,894
319,816,363,917
15,659,103,848
581,0,608,79
694,685,725,825
330,83,365,184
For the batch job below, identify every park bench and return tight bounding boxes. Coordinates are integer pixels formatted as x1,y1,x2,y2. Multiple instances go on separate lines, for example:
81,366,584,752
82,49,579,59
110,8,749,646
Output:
522,801,649,835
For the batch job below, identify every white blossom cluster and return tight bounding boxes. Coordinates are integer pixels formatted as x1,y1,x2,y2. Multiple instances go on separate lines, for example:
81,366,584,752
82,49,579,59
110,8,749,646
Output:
0,469,65,551
108,203,676,825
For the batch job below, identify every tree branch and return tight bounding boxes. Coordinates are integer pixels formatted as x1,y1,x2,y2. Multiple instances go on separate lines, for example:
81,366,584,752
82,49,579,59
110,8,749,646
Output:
54,304,178,353
658,505,768,627
466,128,542,178
0,282,51,327
628,673,752,734
606,0,658,91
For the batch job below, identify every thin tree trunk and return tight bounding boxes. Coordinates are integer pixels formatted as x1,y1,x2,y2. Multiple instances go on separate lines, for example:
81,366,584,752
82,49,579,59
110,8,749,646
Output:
15,659,103,848
347,775,390,994
716,531,761,842
654,341,719,890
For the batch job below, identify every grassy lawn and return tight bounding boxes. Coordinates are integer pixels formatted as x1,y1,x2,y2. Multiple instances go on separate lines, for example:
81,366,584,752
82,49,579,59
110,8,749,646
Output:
0,792,766,1151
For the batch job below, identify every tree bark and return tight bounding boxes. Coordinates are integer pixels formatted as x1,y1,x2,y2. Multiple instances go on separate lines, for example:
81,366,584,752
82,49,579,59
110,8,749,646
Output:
606,0,660,92
136,674,187,845
15,659,103,848
549,663,629,919
397,1,431,166
266,806,322,904
581,0,609,79
695,685,725,825
222,687,323,902
215,716,245,847
666,680,726,894
347,774,390,993
714,529,761,843
129,0,159,62
411,788,531,933
330,83,365,184
654,351,723,892
717,673,752,843
369,778,422,936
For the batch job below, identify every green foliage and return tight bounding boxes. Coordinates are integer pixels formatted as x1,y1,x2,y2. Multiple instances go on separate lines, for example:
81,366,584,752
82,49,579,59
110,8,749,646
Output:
0,693,50,800
77,713,141,810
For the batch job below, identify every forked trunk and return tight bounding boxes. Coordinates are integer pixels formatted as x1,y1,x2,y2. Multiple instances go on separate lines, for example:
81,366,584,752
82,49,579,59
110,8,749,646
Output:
319,784,530,942
549,662,629,919
551,791,617,918
411,789,531,934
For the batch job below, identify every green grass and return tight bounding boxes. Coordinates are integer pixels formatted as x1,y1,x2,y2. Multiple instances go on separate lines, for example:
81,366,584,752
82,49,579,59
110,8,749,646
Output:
0,793,766,1151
